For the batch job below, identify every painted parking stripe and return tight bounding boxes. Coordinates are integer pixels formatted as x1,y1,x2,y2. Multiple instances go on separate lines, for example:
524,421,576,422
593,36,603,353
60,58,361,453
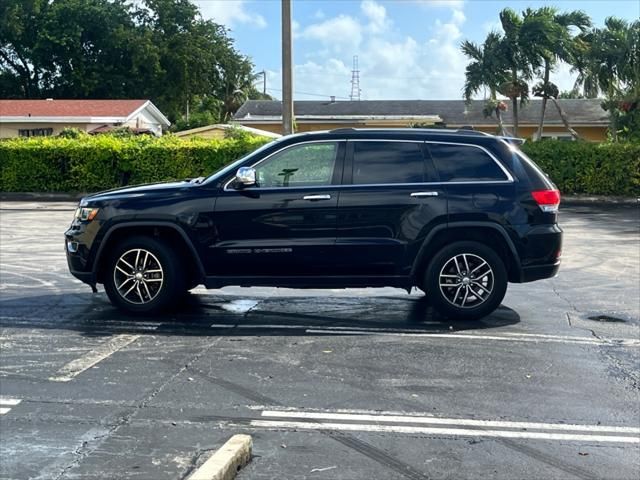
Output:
209,323,639,346
261,410,640,434
0,398,21,415
304,329,640,346
48,334,141,382
250,419,640,444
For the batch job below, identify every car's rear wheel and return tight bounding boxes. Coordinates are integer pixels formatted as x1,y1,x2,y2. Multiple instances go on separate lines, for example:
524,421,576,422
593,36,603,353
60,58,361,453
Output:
424,241,507,320
104,236,185,314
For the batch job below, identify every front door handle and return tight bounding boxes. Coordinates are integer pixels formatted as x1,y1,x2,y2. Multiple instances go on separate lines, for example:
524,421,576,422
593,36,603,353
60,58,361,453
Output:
411,191,439,198
302,194,331,201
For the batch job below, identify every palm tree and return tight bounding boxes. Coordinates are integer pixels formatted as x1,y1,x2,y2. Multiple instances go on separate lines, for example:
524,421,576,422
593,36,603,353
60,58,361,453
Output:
572,18,639,139
521,8,591,140
496,8,537,138
461,32,509,134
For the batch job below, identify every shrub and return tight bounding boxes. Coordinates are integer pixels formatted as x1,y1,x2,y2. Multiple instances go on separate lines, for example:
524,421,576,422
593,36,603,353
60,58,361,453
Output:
521,141,640,196
1,136,638,196
0,134,270,193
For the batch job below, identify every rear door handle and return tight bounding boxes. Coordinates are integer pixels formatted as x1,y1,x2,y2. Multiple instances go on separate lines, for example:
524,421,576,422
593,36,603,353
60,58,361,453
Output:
411,191,439,198
302,194,331,201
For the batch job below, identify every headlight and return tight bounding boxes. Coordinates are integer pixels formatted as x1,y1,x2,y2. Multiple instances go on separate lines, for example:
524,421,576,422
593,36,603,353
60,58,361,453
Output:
75,207,99,222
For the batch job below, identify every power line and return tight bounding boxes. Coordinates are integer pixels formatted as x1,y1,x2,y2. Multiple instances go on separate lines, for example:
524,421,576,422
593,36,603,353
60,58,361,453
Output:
267,88,350,100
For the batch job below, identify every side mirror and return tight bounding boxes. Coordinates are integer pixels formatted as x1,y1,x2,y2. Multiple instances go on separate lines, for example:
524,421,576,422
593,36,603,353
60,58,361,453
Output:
235,167,256,187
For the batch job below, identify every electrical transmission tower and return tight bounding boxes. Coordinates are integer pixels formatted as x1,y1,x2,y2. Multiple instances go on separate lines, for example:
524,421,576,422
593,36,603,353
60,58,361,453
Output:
349,55,361,101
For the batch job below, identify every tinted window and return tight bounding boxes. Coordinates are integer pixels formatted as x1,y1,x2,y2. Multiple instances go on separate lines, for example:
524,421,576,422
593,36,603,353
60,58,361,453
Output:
428,144,508,182
352,142,425,184
255,142,338,187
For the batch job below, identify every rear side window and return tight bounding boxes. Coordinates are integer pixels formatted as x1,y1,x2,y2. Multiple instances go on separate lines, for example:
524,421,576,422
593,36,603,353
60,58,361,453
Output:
428,143,508,182
352,141,425,184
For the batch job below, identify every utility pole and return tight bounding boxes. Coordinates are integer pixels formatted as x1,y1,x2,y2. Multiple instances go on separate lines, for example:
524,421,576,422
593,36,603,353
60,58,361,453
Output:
281,0,294,135
261,70,267,95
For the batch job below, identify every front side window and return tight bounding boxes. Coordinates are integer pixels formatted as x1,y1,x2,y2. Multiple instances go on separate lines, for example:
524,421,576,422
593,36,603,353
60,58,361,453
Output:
352,141,425,185
428,143,508,182
255,142,338,188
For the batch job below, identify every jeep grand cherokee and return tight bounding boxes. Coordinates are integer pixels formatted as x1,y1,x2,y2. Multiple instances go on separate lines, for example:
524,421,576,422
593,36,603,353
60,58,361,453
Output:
65,128,562,320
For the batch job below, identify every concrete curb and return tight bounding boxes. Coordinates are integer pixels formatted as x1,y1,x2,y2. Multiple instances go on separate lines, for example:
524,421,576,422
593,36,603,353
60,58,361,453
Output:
561,195,638,206
186,434,252,480
1,192,86,202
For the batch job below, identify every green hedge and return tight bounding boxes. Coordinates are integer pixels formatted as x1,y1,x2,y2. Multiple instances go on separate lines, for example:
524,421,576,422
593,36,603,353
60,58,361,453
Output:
521,141,640,196
0,135,638,196
0,134,270,193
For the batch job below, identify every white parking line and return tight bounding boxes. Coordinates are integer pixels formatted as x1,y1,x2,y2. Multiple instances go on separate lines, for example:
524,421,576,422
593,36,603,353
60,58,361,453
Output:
48,334,141,382
250,419,640,444
304,329,640,346
261,410,640,434
0,398,21,415
208,323,639,346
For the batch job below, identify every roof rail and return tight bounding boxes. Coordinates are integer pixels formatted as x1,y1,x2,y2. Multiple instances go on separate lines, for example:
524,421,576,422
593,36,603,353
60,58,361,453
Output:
327,127,494,137
329,127,358,133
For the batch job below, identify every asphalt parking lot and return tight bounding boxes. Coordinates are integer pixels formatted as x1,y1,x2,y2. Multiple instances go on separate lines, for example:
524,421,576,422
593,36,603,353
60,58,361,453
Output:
0,201,639,480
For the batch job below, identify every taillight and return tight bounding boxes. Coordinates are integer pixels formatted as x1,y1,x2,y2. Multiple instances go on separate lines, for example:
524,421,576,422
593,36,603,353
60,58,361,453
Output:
531,189,560,213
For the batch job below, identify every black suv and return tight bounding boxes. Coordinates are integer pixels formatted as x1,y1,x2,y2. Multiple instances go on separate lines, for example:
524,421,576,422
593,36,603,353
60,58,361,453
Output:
65,128,562,320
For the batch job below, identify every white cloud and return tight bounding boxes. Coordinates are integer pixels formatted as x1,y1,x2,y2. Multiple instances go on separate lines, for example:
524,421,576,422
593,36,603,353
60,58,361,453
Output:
195,0,266,29
361,0,390,33
267,2,469,100
415,0,465,9
298,14,363,54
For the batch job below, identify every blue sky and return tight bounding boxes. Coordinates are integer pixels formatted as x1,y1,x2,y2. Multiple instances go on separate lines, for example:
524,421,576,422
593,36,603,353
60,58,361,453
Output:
195,0,640,100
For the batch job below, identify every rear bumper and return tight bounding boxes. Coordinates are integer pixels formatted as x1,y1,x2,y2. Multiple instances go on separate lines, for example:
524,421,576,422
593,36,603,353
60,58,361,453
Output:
519,260,561,283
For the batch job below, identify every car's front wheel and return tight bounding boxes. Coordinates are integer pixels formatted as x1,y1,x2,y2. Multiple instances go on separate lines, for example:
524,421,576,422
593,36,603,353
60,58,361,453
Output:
104,236,185,314
424,241,507,320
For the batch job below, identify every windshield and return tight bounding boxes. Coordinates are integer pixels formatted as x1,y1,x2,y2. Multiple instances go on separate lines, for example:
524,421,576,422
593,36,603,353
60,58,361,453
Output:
202,138,283,185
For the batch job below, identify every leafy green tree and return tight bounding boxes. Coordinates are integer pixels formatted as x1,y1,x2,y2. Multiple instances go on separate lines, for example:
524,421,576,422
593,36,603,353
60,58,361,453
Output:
461,32,509,134
0,0,261,123
521,7,591,140
495,8,537,138
572,18,639,140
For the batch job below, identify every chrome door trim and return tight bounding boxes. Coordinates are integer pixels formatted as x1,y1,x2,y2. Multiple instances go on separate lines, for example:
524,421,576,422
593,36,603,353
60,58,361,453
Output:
410,191,439,197
302,194,331,201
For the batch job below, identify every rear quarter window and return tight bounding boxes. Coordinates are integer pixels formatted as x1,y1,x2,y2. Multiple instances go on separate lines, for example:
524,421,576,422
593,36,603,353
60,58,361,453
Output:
352,141,426,184
428,143,509,182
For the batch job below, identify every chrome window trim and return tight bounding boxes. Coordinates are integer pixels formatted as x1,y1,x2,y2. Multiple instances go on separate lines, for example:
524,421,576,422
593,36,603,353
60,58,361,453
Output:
423,140,515,183
223,139,345,191
222,138,514,192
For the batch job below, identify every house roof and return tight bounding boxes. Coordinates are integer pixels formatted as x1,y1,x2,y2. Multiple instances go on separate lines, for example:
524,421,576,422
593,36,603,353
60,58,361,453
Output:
173,123,281,138
0,99,170,126
0,99,147,117
234,99,608,126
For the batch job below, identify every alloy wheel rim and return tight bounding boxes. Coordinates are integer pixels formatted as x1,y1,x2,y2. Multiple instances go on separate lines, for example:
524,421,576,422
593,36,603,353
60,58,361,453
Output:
113,249,164,304
439,253,494,309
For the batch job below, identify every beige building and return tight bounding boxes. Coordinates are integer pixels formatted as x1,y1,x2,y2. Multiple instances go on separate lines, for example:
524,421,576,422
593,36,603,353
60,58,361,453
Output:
174,123,281,140
0,99,170,138
233,99,609,141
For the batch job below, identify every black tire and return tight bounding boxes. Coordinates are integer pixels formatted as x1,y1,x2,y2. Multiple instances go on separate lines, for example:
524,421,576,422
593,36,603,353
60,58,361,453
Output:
424,241,507,320
103,236,186,314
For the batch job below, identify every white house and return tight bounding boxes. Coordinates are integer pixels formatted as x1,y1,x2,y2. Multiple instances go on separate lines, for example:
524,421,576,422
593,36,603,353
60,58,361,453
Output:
0,99,170,138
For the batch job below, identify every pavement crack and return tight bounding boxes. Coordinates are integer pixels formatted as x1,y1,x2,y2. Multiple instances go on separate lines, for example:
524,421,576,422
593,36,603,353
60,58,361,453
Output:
45,337,225,480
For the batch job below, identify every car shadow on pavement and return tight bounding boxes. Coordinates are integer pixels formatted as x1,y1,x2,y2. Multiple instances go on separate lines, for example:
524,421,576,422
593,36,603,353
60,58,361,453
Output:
0,290,520,338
